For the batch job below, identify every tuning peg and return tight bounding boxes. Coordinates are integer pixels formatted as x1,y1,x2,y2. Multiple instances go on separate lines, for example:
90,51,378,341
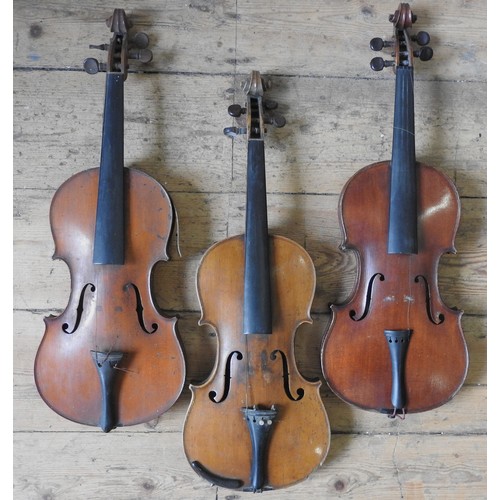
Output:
228,104,246,117
128,48,153,63
83,57,106,74
370,57,394,71
412,31,430,46
264,113,286,128
89,43,109,51
414,46,433,61
223,126,247,138
130,32,150,49
370,37,393,52
263,100,278,110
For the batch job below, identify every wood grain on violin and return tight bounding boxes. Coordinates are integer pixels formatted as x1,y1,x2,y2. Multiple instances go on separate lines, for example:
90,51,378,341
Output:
33,9,185,432
321,3,468,417
183,71,330,492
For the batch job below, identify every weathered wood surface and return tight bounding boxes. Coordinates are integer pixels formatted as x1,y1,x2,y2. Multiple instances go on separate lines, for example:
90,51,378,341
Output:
13,0,486,499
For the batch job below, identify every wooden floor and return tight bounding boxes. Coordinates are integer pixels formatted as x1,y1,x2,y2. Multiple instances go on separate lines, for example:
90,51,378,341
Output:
13,1,486,499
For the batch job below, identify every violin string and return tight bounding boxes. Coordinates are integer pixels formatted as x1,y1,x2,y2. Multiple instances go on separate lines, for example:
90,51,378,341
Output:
245,335,250,408
407,256,412,329
407,66,415,332
93,265,99,357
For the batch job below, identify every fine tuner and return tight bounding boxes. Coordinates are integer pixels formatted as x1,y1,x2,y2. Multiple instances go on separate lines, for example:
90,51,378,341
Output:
369,9,433,72
83,11,153,76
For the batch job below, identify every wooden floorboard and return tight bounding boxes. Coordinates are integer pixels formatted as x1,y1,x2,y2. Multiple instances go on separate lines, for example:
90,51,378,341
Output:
13,0,486,498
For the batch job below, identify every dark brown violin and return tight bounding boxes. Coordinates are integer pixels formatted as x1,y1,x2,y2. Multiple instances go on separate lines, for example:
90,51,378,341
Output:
321,4,468,417
34,9,185,432
183,71,330,492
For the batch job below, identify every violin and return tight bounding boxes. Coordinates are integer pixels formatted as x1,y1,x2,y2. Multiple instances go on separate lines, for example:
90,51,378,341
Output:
321,3,468,417
34,9,185,432
183,71,330,492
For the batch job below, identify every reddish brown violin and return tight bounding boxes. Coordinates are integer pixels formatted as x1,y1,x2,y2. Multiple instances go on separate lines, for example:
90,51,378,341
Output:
321,4,468,417
183,71,330,492
34,10,185,431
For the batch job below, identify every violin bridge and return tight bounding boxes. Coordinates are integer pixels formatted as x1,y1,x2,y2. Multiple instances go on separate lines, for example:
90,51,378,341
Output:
242,405,278,492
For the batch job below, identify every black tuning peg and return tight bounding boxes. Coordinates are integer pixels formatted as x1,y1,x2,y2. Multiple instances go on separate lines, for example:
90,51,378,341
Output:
89,43,109,51
263,100,285,127
130,32,150,49
223,126,247,138
228,104,246,117
128,32,153,63
83,57,106,74
263,100,278,110
370,37,393,52
414,46,433,62
370,57,394,71
128,48,153,63
264,114,286,128
412,31,430,46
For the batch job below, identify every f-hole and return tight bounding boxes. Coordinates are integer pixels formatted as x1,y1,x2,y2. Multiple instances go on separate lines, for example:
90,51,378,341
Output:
209,351,243,403
414,275,445,325
270,350,304,401
62,283,96,334
125,283,159,334
350,273,385,321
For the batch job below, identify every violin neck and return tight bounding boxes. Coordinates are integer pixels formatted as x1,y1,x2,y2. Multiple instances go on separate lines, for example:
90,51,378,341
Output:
93,73,125,265
388,65,418,254
243,139,272,335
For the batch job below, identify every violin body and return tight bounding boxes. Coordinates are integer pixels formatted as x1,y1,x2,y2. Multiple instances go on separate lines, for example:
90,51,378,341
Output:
35,168,185,427
34,10,185,431
321,4,468,416
321,161,468,413
184,235,329,490
183,71,329,491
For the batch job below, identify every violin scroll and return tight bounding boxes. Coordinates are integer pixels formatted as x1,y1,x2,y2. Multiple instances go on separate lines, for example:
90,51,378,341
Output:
389,3,415,29
223,71,286,139
83,9,153,77
369,3,433,72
